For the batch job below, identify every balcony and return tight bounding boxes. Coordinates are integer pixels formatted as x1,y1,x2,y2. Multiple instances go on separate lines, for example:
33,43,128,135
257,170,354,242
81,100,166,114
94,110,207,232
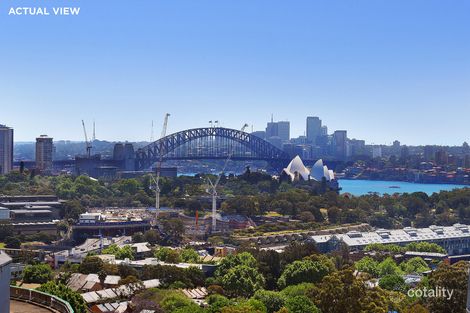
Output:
10,286,74,313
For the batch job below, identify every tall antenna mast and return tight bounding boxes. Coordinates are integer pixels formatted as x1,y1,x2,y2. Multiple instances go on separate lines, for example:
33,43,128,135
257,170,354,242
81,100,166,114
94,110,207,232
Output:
150,120,154,142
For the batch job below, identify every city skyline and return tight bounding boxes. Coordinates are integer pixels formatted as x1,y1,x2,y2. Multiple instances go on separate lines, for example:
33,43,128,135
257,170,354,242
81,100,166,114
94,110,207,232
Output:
1,0,469,145
6,115,469,147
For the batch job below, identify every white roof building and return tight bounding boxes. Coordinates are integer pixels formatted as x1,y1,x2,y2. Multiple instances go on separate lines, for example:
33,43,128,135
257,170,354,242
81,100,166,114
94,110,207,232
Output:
312,159,334,182
282,155,310,181
82,279,160,304
104,275,121,286
281,156,335,182
312,223,470,256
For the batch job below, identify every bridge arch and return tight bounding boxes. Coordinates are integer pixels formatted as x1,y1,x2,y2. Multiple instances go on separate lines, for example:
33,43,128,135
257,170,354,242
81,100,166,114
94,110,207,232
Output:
135,127,290,170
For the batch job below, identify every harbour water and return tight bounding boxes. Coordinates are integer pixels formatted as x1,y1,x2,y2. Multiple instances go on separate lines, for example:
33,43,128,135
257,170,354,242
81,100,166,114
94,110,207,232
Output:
339,179,468,196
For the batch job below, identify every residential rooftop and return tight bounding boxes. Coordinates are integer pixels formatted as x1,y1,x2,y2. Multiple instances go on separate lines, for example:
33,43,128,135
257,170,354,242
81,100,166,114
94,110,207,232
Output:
312,223,470,248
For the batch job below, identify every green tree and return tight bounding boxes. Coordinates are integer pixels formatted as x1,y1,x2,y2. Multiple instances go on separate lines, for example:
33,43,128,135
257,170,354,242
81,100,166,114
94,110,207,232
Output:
427,261,468,313
155,247,181,263
144,229,161,245
377,257,402,277
215,252,258,278
312,268,391,313
118,264,138,278
222,196,257,215
79,256,104,274
277,259,331,289
404,242,446,254
400,257,430,274
101,244,120,255
253,290,286,313
62,199,85,220
298,211,315,223
280,283,315,299
132,232,145,243
162,218,185,243
161,292,202,313
327,207,340,224
38,282,88,313
281,242,318,265
98,270,107,285
140,264,205,287
180,247,200,263
221,302,265,313
116,245,135,260
221,265,265,298
379,274,406,292
119,275,142,285
364,243,403,253
403,303,429,313
254,250,282,290
116,179,140,195
207,294,233,313
244,298,268,313
285,295,320,313
4,236,21,249
22,264,53,283
355,256,380,277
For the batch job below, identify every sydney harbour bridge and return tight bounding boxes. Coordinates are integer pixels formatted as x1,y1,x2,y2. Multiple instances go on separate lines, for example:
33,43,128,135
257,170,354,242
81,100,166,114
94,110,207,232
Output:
17,127,332,174
134,127,292,171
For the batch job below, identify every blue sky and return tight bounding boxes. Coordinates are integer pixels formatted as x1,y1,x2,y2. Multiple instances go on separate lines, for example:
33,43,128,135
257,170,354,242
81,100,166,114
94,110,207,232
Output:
0,0,469,145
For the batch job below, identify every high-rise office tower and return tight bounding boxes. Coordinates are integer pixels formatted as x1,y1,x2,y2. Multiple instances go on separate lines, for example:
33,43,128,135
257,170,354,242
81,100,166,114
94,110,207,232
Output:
265,117,290,141
372,146,383,158
265,115,278,139
266,122,278,139
277,121,290,141
306,116,322,144
392,140,401,156
349,139,366,156
435,149,449,165
0,125,13,175
36,135,53,172
321,125,328,136
423,145,435,162
333,130,347,159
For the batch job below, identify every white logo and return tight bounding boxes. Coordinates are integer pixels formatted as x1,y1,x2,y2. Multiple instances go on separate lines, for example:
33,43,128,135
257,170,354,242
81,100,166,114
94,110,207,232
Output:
407,286,454,300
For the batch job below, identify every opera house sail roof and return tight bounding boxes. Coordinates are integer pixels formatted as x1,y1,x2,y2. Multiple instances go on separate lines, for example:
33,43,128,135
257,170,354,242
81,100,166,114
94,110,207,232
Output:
282,156,335,182
282,155,310,181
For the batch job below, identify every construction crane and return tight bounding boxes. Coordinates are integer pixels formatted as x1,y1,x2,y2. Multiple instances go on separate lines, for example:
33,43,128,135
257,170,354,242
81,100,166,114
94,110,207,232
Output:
207,123,249,233
92,120,96,141
150,113,170,221
81,120,92,157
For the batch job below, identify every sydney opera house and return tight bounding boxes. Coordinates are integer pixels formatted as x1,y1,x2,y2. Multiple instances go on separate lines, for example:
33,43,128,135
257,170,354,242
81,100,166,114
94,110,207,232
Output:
281,156,338,189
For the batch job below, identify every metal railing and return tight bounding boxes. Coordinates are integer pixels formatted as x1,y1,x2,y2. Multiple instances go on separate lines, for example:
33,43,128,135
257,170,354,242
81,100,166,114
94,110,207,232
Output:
10,286,74,313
